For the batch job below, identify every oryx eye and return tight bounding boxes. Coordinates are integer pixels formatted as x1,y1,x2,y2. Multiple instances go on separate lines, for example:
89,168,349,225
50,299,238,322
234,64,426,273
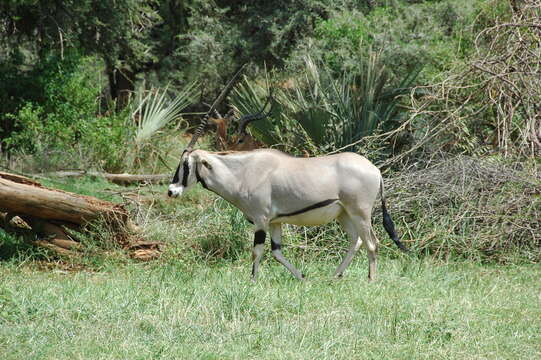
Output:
202,160,212,169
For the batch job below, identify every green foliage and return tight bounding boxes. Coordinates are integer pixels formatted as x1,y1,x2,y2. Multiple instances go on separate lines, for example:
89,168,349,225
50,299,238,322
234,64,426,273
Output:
232,54,419,155
5,53,97,149
158,0,336,96
1,0,508,162
3,104,44,152
3,53,133,171
294,0,484,83
0,0,160,79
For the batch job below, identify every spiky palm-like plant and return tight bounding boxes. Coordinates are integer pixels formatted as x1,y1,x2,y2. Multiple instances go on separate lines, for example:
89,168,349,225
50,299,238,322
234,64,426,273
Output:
127,82,198,169
132,82,198,145
231,53,419,155
288,53,420,152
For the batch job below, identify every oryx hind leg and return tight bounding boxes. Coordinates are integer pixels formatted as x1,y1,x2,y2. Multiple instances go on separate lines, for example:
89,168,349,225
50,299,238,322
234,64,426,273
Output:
334,213,362,278
270,224,304,280
337,209,378,281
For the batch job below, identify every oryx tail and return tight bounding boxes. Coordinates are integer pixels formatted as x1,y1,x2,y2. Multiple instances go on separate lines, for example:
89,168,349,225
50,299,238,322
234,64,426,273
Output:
380,178,409,252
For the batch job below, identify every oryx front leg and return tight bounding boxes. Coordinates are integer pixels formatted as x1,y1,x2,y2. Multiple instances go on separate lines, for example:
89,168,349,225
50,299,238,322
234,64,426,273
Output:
251,230,266,282
270,224,304,280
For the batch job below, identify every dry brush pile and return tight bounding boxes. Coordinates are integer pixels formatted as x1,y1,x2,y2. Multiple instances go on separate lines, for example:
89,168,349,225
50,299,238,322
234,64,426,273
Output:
385,156,540,263
408,0,541,158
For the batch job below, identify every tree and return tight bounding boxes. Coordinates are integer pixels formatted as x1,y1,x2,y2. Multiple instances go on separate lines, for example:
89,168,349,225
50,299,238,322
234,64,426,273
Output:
0,0,160,109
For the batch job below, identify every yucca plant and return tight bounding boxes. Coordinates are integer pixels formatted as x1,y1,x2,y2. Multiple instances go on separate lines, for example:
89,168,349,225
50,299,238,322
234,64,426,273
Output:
287,53,420,153
127,81,198,169
231,52,419,156
132,82,198,145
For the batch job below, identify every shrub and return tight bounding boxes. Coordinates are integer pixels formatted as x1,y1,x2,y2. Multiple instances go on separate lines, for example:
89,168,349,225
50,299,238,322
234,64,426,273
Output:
231,53,418,156
290,0,485,84
2,53,134,171
2,53,200,173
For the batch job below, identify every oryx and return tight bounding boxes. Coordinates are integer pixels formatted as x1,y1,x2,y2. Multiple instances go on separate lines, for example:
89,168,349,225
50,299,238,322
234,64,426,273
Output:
168,82,408,282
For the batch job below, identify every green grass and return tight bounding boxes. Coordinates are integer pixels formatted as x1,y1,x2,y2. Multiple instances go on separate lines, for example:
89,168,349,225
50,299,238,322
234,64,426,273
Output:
1,258,539,359
1,158,539,359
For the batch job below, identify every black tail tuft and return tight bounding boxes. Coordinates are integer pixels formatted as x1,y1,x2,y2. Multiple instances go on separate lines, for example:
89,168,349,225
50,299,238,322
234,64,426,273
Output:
382,201,409,253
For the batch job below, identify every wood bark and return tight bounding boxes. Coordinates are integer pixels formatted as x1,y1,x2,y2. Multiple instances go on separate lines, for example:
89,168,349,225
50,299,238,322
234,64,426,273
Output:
0,171,160,260
0,172,127,225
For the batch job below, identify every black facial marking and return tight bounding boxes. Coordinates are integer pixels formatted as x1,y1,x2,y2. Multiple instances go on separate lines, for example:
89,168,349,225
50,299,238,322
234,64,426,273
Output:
254,230,266,245
276,199,339,218
271,239,281,251
181,159,189,187
171,163,181,184
195,163,207,189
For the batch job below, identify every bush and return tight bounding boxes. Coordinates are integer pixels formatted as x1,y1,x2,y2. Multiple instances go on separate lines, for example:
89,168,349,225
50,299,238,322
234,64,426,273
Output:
3,53,133,171
290,0,485,84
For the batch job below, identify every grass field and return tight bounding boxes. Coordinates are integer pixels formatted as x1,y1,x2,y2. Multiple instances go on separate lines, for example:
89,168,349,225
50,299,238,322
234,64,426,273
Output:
1,256,540,359
1,159,539,360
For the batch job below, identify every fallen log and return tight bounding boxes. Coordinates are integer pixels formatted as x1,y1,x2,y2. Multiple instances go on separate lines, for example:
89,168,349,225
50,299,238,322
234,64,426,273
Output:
35,170,170,185
0,173,127,226
0,172,160,260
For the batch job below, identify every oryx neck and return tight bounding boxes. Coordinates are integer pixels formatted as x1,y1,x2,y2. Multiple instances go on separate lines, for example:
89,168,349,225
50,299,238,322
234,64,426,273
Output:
201,152,245,204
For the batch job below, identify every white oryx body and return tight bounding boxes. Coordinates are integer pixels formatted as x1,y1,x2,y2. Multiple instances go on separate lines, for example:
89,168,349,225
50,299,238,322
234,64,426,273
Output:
168,148,407,281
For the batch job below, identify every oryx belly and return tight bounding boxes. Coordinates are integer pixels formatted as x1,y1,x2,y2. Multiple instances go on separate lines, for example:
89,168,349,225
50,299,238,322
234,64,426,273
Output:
271,199,343,226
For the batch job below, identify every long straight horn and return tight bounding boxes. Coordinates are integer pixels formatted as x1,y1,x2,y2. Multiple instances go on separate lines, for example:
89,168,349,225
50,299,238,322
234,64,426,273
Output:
186,64,247,151
237,94,274,137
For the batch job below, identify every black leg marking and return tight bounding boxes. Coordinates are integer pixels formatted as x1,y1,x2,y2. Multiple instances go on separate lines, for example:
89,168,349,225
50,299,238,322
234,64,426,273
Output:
254,230,266,245
271,239,281,251
252,230,266,279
